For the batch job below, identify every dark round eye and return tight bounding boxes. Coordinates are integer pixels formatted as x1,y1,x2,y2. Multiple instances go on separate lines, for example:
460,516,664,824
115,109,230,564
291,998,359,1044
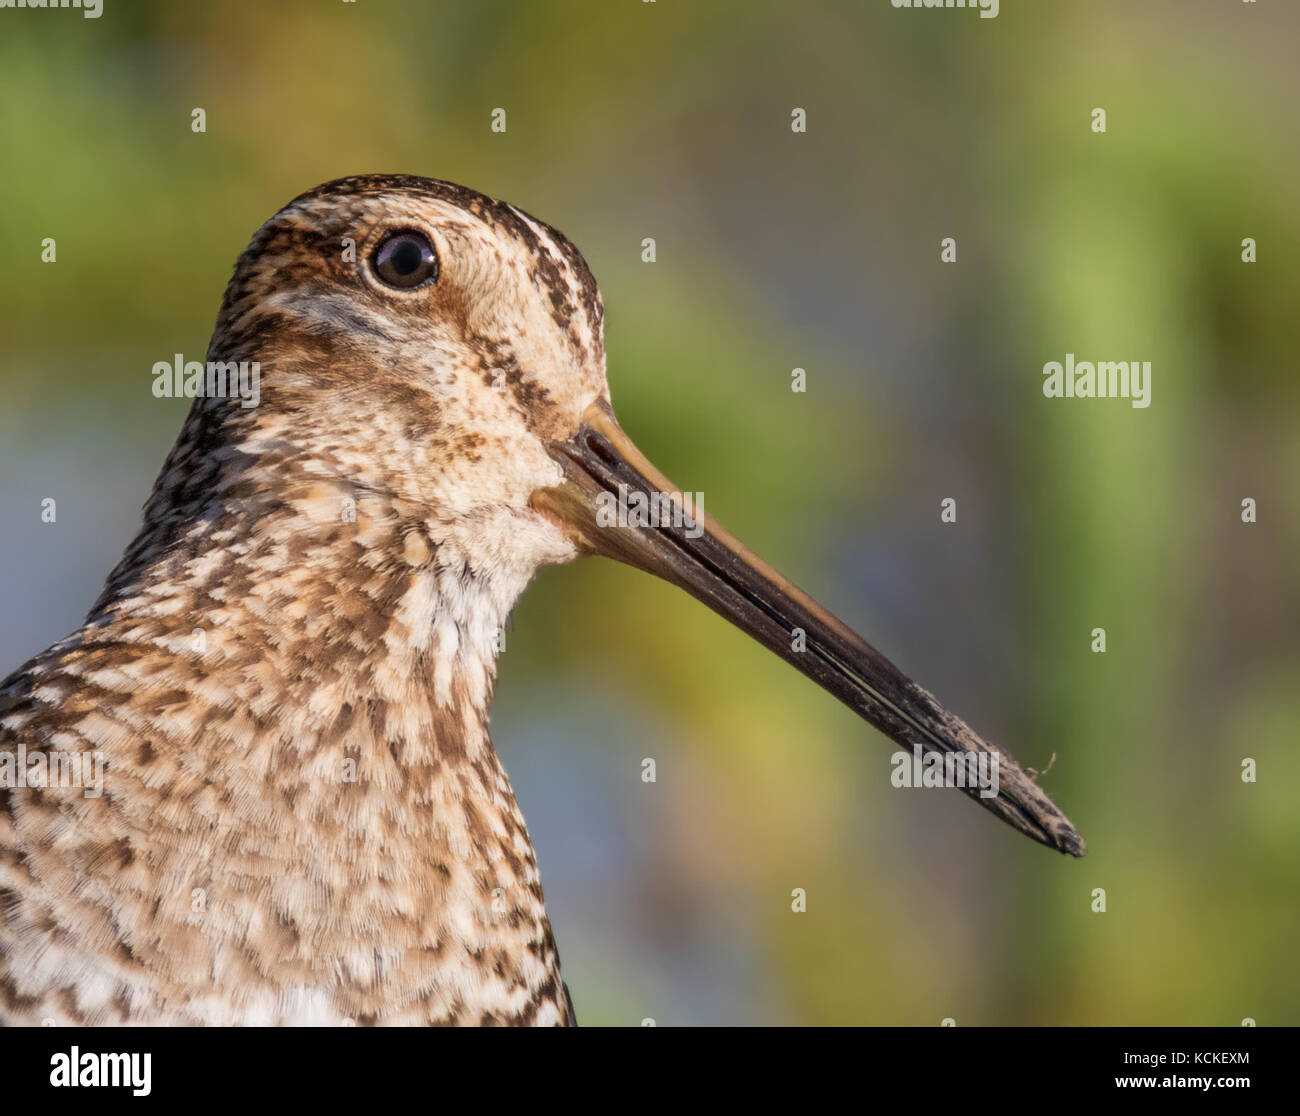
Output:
372,230,438,289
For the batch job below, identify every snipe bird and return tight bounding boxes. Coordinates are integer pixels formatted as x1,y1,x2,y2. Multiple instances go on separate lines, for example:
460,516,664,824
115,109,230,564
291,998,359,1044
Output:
0,175,1083,1026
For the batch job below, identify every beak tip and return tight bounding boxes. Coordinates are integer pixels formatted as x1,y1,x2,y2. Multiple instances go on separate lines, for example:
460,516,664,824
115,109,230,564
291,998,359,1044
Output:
1029,806,1086,857
1057,829,1087,858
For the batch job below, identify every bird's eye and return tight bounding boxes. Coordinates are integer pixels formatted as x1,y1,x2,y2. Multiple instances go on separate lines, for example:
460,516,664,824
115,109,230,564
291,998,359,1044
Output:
372,230,439,289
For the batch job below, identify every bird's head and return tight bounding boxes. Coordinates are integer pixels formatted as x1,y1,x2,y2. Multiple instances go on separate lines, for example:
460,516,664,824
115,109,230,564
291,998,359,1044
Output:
183,174,1084,856
194,174,608,579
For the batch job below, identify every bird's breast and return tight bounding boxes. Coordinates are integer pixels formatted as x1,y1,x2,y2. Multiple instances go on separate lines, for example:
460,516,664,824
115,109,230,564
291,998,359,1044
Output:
2,699,569,1024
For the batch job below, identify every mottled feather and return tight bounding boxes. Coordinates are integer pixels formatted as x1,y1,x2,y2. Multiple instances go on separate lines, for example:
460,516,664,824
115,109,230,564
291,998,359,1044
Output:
0,176,608,1025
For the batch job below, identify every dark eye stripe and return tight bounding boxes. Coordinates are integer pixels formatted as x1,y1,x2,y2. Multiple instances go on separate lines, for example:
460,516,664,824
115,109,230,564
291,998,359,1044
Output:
372,230,438,290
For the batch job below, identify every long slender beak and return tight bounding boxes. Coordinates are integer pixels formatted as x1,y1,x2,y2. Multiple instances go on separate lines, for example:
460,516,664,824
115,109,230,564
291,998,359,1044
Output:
531,398,1085,857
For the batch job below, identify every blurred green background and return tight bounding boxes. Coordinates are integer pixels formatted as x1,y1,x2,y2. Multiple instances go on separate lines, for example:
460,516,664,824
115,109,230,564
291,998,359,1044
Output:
1,0,1296,1025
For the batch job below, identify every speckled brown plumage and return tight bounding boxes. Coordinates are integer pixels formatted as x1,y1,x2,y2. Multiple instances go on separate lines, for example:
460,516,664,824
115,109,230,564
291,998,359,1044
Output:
1,172,1086,1028
0,175,605,1025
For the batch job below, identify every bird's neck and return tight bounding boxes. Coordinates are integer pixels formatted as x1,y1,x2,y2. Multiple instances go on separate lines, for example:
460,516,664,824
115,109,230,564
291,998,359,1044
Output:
58,416,571,1023
89,410,532,742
